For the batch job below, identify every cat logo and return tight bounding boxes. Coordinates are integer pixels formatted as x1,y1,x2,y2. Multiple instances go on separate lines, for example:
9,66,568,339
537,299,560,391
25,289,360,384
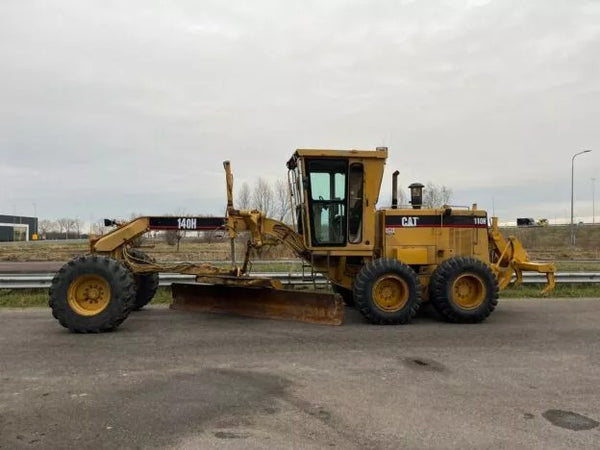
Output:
401,217,420,227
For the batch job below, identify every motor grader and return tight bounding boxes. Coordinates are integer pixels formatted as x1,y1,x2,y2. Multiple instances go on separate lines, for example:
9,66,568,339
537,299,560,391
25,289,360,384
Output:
49,147,555,332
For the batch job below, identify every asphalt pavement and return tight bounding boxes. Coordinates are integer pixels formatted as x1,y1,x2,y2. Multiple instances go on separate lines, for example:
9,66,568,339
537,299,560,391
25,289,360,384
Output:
1,299,599,449
0,262,64,274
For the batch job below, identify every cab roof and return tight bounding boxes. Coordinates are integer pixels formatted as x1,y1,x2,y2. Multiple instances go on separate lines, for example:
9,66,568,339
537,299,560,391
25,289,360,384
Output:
287,147,388,169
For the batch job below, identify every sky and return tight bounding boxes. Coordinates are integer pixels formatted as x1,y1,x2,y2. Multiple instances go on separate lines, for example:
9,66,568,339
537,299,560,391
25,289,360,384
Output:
1,0,599,226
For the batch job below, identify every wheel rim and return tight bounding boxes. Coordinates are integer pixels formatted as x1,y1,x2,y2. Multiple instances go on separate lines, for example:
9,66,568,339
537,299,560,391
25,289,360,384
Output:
67,275,111,316
451,273,486,309
372,275,409,312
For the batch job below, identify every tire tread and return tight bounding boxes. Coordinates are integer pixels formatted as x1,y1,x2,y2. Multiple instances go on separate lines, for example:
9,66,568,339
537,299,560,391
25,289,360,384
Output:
429,256,499,323
353,258,421,325
49,255,135,333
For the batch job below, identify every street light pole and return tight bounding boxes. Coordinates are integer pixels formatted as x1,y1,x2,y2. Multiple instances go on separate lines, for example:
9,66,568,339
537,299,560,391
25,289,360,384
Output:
571,149,592,245
593,178,596,225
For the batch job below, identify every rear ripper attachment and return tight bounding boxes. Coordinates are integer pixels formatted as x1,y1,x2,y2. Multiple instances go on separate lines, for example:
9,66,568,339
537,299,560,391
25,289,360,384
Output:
488,217,556,294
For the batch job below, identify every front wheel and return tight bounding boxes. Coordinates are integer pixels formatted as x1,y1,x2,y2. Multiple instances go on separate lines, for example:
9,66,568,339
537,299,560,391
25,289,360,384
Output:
429,257,499,323
353,258,421,324
49,255,136,332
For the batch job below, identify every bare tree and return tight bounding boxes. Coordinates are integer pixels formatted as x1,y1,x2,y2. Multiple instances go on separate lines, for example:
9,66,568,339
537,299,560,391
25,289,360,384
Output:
57,218,70,239
423,183,453,208
439,186,452,206
252,177,275,217
163,211,186,250
90,220,109,236
71,219,83,238
274,178,291,223
395,188,408,207
165,229,182,248
39,220,57,239
237,182,251,209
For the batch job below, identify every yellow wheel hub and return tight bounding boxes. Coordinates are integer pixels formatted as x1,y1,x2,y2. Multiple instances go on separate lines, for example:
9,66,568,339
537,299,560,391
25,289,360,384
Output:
372,275,409,312
67,275,111,316
451,273,486,309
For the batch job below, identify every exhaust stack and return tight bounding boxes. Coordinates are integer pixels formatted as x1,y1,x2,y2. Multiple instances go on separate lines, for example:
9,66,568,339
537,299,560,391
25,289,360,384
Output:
392,170,400,209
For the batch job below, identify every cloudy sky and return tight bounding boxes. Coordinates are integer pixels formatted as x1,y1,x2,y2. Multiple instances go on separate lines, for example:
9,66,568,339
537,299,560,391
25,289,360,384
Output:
1,0,598,225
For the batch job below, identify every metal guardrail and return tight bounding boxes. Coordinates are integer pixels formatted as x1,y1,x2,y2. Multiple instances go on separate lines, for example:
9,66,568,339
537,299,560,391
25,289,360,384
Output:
0,273,321,289
1,272,599,289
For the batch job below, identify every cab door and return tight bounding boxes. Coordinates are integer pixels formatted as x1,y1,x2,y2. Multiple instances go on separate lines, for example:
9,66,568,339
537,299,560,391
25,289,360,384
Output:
305,159,348,247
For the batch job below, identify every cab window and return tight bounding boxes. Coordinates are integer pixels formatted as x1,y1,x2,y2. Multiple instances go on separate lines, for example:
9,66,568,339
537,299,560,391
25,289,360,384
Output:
307,160,347,246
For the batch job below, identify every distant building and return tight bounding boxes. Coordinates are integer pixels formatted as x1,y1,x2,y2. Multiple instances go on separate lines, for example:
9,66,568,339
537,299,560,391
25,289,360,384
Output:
0,215,39,241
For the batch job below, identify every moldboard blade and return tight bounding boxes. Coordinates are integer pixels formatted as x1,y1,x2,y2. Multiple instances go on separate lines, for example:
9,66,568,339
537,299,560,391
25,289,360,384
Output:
170,283,343,325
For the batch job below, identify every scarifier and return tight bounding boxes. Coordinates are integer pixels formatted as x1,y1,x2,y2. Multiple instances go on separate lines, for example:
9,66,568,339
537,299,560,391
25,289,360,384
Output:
49,147,555,332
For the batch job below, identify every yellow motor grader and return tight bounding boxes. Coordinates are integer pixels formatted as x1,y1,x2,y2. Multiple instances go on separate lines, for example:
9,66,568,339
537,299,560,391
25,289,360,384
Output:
49,147,555,332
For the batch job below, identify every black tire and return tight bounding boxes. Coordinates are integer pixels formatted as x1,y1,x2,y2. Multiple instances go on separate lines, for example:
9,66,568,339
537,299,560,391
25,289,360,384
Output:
353,258,421,325
332,284,355,307
429,256,499,323
49,255,136,333
128,249,159,310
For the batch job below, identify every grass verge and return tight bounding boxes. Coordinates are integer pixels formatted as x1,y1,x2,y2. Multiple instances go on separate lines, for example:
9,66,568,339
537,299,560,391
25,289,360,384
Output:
499,284,600,298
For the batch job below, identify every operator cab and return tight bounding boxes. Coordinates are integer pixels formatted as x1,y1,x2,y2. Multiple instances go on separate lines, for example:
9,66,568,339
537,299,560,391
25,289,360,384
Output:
287,148,386,249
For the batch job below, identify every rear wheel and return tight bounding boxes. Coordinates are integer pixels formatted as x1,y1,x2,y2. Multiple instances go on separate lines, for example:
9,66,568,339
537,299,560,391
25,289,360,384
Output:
429,256,499,323
332,284,355,307
49,255,136,332
127,249,159,310
353,258,421,324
